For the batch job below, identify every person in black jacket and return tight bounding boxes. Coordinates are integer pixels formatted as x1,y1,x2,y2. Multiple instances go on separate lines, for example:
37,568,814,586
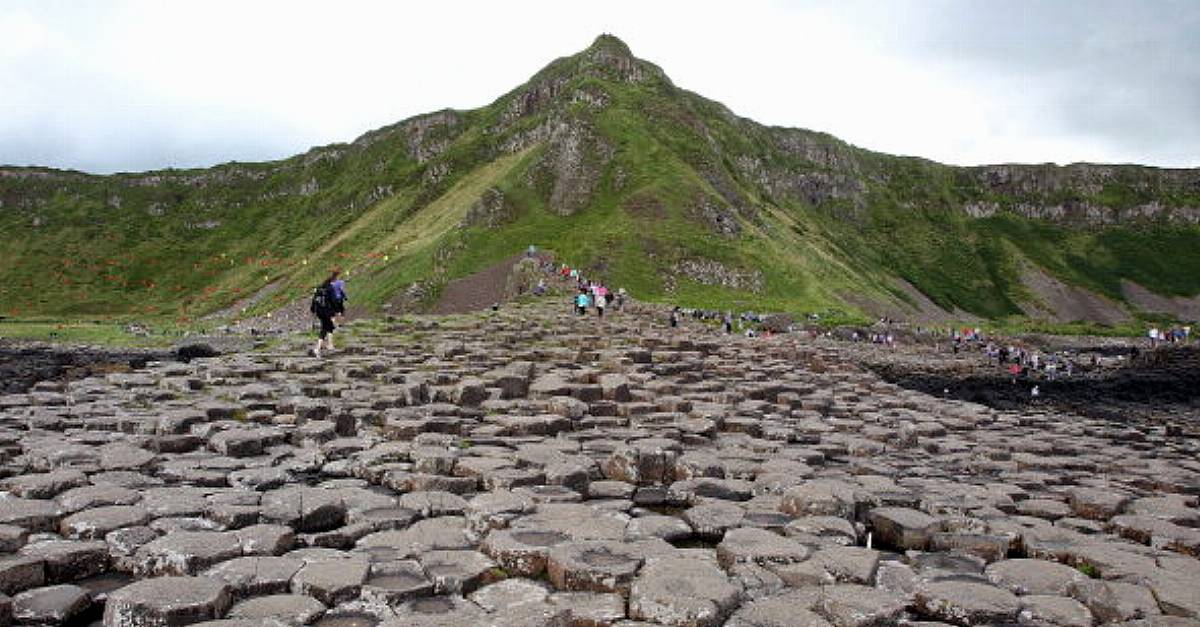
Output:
309,270,341,357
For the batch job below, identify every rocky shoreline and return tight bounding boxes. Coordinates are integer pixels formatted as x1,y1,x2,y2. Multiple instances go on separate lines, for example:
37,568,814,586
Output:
865,344,1200,428
0,341,171,395
0,304,1195,626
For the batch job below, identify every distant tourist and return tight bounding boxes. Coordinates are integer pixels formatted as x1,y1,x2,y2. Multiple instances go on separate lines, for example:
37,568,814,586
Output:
575,290,589,315
670,306,680,328
595,284,607,318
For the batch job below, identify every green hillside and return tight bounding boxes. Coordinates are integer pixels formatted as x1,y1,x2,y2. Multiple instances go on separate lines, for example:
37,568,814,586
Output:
2,35,1199,327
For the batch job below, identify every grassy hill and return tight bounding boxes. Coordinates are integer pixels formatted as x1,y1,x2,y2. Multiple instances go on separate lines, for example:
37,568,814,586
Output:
3,35,1199,330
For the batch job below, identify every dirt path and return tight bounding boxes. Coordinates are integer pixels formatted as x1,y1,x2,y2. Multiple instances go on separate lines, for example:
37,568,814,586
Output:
429,253,526,315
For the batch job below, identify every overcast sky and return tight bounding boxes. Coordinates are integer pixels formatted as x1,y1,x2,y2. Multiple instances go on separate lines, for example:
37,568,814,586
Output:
2,0,1196,174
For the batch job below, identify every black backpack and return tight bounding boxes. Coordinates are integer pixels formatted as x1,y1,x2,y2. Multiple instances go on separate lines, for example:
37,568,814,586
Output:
310,284,334,316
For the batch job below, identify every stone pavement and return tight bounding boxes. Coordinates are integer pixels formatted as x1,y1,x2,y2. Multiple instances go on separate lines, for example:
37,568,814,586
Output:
0,302,1197,626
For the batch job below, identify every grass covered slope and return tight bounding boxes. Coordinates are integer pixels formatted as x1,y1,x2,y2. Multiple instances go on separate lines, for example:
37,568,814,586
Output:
2,34,1199,326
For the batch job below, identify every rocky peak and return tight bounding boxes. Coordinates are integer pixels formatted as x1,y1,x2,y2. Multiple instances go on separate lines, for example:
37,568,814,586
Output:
573,33,665,85
586,33,634,58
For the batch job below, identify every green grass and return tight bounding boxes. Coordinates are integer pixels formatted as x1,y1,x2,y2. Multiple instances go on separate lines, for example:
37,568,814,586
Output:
0,319,185,347
2,34,1198,331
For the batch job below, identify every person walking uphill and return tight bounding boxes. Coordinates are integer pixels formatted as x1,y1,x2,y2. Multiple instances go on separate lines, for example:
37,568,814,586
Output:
331,273,348,318
309,269,344,358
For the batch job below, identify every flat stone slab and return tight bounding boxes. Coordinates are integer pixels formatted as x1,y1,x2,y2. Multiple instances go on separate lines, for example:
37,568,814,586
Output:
546,540,645,594
418,549,499,595
291,557,369,605
204,556,304,599
867,507,941,551
629,556,742,626
914,580,1021,626
984,558,1085,596
481,528,571,577
361,559,433,605
0,499,62,532
227,594,325,624
467,577,550,612
779,481,859,520
816,584,906,627
13,583,91,624
1019,594,1094,627
356,517,472,560
60,505,151,540
134,531,243,576
717,527,811,568
260,487,348,533
104,575,232,626
20,540,108,584
728,591,830,627
383,595,485,626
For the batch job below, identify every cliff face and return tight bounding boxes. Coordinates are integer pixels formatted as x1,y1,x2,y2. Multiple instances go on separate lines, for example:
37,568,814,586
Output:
2,34,1199,323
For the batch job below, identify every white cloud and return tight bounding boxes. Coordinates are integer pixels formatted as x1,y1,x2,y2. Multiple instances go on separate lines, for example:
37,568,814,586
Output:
0,0,1195,173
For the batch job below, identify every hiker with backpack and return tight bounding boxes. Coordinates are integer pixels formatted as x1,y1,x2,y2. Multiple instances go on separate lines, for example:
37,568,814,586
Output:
309,269,345,358
331,273,348,317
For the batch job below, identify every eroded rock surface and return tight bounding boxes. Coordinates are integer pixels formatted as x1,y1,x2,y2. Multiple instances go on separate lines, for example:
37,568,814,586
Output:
0,300,1193,625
